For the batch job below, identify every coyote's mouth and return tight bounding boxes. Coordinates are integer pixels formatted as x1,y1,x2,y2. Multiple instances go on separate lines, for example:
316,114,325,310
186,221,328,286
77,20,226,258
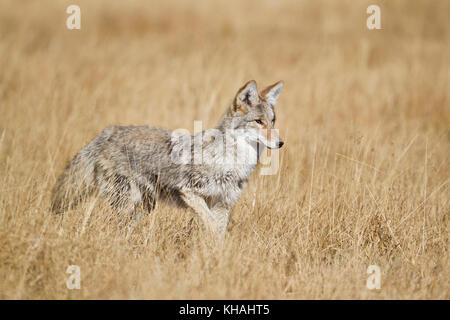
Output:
257,129,284,150
258,137,284,150
266,140,284,149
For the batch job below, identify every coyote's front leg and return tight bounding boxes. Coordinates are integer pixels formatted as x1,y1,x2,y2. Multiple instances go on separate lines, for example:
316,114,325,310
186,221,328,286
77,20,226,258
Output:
180,190,224,235
210,203,231,236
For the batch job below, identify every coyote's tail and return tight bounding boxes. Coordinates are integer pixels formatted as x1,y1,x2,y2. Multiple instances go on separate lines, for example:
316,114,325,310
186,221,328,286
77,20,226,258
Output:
51,151,96,214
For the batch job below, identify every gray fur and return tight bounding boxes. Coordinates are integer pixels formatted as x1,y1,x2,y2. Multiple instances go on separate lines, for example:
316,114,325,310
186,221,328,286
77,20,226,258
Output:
51,80,284,236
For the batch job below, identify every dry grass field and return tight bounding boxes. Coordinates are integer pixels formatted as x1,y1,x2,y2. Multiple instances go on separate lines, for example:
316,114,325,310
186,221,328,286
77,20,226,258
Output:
0,0,449,299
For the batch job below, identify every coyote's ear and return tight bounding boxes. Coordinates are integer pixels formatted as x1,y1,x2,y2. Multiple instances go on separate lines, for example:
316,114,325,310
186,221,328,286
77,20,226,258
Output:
260,81,284,105
233,80,259,113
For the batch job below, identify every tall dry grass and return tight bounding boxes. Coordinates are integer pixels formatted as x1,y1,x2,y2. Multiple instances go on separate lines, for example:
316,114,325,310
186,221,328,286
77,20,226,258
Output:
0,0,449,299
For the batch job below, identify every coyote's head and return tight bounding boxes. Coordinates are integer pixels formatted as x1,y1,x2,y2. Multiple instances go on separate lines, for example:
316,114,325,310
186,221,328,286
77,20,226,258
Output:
224,80,284,149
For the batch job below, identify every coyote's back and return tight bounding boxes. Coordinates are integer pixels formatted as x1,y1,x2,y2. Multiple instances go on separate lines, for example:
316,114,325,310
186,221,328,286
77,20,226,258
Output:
51,125,173,213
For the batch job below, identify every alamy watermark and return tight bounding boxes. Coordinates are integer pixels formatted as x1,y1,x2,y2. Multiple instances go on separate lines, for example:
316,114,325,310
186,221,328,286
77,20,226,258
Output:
66,265,81,290
66,5,81,30
366,265,381,290
366,5,381,30
67,5,381,31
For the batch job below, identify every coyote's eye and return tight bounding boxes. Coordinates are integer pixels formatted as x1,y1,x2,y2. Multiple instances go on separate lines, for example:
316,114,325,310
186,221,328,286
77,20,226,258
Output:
255,119,263,125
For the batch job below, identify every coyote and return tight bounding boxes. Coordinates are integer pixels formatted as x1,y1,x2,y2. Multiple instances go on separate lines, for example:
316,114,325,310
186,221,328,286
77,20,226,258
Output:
51,80,284,235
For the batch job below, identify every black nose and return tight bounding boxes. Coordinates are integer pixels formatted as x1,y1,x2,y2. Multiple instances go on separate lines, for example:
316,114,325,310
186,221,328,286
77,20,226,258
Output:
278,141,284,148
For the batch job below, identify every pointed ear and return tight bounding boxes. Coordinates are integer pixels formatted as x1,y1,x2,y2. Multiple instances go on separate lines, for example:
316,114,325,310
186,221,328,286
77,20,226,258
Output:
233,80,259,113
260,81,284,105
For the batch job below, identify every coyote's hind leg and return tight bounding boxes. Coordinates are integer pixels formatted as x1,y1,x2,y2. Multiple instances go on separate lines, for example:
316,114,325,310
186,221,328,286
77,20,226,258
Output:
99,174,144,220
139,183,157,213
